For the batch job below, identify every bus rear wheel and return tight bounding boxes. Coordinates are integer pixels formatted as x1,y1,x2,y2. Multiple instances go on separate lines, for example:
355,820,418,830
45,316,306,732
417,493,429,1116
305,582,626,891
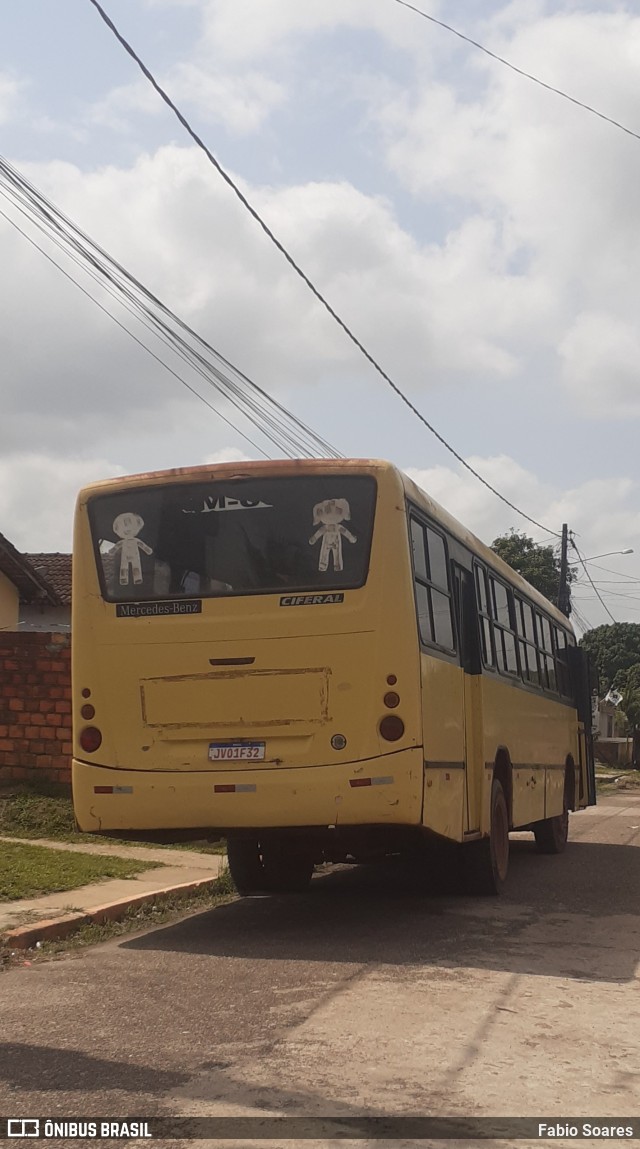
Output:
462,778,509,895
533,799,569,855
226,836,314,895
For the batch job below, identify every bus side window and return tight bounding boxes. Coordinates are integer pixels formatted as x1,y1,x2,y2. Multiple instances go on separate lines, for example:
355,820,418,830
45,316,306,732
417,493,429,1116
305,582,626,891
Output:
474,564,495,669
535,613,557,692
490,578,519,676
555,627,571,696
411,519,455,652
515,597,541,686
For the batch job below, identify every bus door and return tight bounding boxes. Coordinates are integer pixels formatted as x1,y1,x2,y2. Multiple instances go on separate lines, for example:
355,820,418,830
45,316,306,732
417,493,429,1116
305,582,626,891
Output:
452,564,483,833
569,646,597,807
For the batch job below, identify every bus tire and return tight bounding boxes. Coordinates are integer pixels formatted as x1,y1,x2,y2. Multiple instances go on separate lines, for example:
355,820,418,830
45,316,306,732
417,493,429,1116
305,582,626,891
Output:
533,798,569,855
463,778,509,895
226,837,270,894
227,837,314,895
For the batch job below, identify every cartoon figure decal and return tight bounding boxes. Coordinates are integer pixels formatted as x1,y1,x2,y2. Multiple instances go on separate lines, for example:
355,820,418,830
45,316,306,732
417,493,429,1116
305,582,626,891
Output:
111,513,153,586
309,498,357,573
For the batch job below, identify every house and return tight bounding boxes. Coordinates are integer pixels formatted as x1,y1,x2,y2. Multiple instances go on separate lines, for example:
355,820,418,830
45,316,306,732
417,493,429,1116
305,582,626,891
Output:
23,552,72,631
594,697,632,767
0,532,70,632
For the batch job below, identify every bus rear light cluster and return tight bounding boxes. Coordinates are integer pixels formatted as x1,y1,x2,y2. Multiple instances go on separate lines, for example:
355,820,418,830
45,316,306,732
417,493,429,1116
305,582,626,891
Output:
80,726,102,753
379,715,405,742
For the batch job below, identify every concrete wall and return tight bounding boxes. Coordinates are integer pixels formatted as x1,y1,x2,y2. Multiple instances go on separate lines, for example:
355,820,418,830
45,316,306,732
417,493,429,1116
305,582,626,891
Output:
20,604,71,633
0,570,19,631
0,632,72,787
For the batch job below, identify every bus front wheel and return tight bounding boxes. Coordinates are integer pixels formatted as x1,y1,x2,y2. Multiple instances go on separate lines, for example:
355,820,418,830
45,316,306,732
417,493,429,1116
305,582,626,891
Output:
462,778,509,895
226,836,314,895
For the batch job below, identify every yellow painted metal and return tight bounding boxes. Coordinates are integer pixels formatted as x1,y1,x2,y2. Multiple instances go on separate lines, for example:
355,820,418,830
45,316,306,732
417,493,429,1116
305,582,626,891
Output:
72,458,585,841
72,750,425,832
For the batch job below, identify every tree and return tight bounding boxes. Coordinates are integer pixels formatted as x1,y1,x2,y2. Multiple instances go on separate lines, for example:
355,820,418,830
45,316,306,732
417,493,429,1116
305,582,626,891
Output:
490,529,576,605
579,623,640,694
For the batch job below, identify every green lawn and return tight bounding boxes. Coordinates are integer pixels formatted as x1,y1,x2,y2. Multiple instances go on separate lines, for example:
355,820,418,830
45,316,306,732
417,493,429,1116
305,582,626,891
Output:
0,789,225,853
0,840,158,901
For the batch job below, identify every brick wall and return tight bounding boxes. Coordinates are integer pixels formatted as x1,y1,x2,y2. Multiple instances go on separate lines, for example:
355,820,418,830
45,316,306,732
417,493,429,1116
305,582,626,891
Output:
0,632,71,786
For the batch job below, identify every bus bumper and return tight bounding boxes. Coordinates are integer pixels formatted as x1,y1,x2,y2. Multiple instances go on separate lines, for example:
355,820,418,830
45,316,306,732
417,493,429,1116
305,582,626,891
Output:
72,751,425,833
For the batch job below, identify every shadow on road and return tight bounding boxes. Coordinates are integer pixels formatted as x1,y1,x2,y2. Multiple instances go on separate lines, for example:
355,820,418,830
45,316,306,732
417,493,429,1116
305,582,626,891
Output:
123,838,640,983
0,1042,189,1094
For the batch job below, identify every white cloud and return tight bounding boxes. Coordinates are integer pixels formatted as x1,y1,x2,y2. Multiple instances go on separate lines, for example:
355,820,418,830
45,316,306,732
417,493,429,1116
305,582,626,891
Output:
1,143,544,457
0,73,25,125
559,313,640,419
88,67,283,136
202,448,253,465
371,7,640,417
406,454,640,628
0,454,126,552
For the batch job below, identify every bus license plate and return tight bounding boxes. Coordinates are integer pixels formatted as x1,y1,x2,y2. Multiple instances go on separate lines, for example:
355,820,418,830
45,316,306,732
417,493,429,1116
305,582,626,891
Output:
208,742,266,762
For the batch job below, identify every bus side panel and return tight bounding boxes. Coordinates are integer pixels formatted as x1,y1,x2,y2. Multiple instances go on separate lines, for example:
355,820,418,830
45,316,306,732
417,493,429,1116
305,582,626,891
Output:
480,675,579,831
420,656,465,841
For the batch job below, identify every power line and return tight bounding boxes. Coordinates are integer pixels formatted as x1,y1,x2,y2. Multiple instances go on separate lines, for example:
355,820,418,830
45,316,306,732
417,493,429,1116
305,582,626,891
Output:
570,537,616,624
0,206,269,459
570,604,594,635
86,0,561,538
0,154,341,461
582,561,640,584
393,0,640,146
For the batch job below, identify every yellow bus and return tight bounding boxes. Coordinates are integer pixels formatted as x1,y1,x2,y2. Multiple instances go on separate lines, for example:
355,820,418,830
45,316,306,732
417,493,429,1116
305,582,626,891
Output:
72,458,595,895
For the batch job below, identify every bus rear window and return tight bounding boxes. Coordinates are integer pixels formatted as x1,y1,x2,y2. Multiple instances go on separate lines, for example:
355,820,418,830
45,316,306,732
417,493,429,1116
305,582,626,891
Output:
88,475,377,602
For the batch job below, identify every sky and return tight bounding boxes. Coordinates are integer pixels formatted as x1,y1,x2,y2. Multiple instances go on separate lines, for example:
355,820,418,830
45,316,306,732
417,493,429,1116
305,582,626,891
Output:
2,0,640,630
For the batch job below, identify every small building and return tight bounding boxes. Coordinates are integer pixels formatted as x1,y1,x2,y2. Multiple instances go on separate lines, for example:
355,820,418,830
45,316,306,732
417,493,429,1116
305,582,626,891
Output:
0,532,69,633
594,698,633,767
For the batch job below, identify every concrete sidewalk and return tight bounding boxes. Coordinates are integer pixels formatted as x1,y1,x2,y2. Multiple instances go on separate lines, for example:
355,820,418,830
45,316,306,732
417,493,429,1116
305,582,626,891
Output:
0,835,227,948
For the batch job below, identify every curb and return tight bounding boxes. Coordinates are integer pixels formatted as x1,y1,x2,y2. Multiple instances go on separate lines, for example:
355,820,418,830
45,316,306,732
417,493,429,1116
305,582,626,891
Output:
1,875,224,950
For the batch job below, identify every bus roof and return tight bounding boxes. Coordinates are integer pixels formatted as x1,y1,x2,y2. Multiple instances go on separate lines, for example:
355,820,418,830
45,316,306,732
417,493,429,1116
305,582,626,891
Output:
78,457,572,632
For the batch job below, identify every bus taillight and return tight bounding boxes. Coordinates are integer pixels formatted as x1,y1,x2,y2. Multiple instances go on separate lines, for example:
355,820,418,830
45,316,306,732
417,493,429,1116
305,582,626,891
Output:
379,715,404,742
80,726,102,753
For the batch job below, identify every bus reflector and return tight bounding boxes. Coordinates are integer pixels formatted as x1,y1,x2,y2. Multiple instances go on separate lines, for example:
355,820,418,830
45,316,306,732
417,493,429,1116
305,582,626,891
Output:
80,726,102,753
379,715,404,742
214,784,257,793
350,776,394,788
94,786,133,794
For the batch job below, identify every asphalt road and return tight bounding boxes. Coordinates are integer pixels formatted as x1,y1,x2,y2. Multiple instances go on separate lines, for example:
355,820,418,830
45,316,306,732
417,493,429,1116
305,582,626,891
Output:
1,793,639,1147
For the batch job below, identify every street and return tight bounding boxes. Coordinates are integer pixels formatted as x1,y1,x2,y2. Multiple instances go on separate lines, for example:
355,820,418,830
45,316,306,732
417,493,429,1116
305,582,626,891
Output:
1,793,640,1146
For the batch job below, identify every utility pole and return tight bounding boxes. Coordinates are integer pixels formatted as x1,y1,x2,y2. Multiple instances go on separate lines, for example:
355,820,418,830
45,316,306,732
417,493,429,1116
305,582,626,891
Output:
558,523,571,617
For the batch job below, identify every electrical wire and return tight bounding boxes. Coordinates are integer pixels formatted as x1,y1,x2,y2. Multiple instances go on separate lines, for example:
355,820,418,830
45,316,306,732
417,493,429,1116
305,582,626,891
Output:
393,0,640,145
582,562,640,583
0,154,341,462
570,604,594,635
86,0,561,538
0,207,270,459
570,538,617,624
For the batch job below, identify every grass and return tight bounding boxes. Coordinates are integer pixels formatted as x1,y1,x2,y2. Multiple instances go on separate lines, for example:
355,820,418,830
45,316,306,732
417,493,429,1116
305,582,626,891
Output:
0,840,159,901
0,788,225,854
2,870,236,966
597,772,640,795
